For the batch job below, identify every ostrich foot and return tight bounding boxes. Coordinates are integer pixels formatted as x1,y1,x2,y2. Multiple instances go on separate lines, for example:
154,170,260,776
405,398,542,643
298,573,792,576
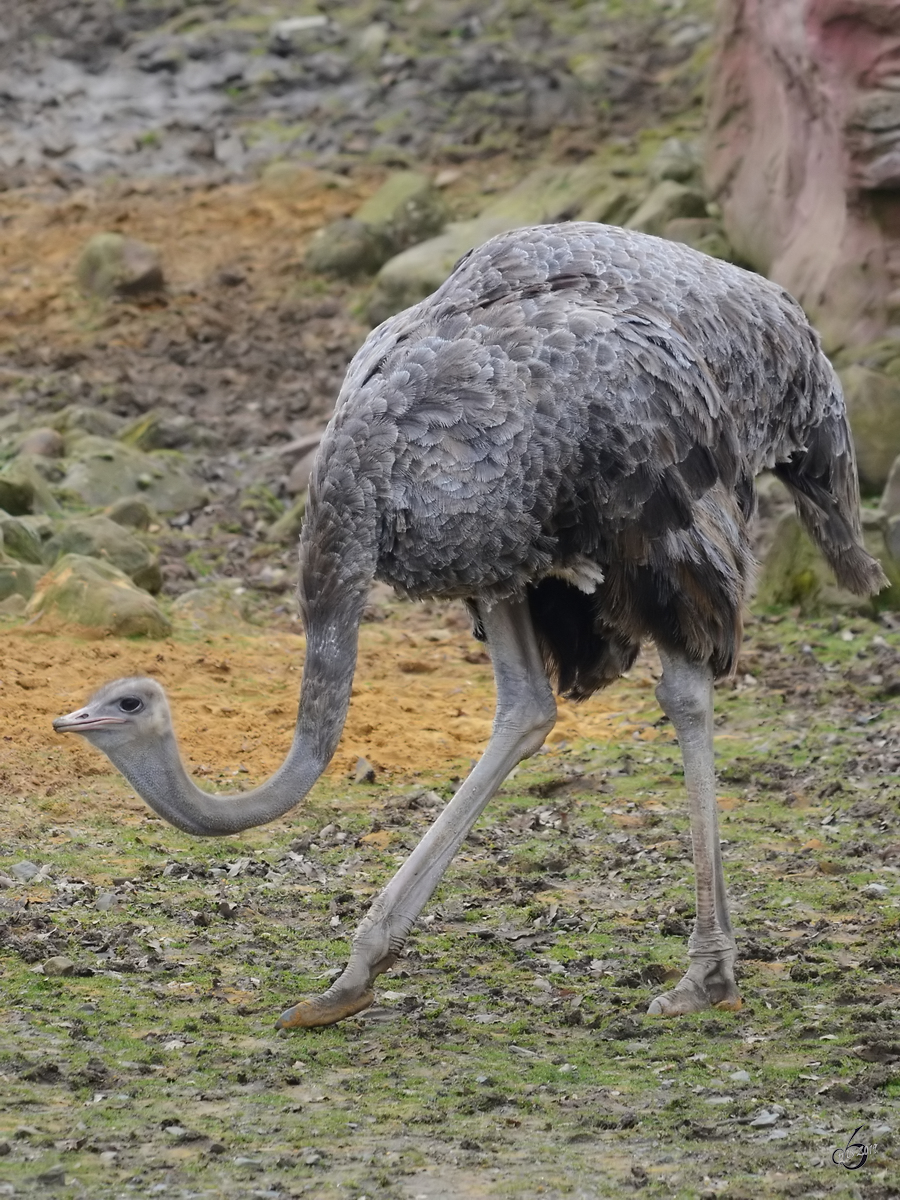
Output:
647,950,741,1016
275,948,397,1030
276,988,375,1029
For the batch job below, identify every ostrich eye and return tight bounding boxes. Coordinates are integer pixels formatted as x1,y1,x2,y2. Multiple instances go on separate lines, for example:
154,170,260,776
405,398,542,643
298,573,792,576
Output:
118,696,143,713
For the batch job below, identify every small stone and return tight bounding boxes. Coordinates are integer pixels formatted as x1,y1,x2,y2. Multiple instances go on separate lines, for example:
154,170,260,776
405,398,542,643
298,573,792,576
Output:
34,1164,65,1186
76,232,164,299
18,427,65,458
10,860,40,881
43,957,76,977
94,892,120,912
208,1142,227,1155
861,882,889,898
729,1069,751,1083
354,756,376,784
0,1141,10,1155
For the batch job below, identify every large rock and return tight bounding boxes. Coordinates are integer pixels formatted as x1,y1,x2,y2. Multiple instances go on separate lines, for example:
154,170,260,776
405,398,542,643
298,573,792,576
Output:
706,0,900,350
75,233,165,299
757,511,899,612
26,555,171,637
479,160,630,226
0,456,59,515
0,558,44,604
59,436,206,514
305,218,392,279
626,180,708,237
354,171,447,253
366,217,514,325
306,171,448,279
0,513,45,564
45,516,161,593
838,365,900,494
169,584,251,630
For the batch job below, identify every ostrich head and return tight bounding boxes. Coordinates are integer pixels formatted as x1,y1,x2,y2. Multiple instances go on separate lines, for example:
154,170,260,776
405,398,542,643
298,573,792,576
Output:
53,677,171,753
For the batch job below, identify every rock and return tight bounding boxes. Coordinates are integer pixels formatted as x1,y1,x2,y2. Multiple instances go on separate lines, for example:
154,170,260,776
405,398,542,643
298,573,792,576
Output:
42,957,76,978
861,882,889,898
306,172,447,278
479,160,624,226
104,496,155,531
59,435,206,514
18,427,64,458
50,405,124,440
10,861,41,882
879,454,900,518
26,555,172,637
118,410,209,451
34,1164,66,1186
757,511,899,612
367,217,513,324
354,171,448,254
94,892,120,911
305,218,391,279
662,217,734,261
268,495,307,543
0,559,44,604
888,513,900,561
0,593,28,616
649,137,701,184
75,232,165,299
756,513,845,612
0,514,45,564
626,180,708,237
707,0,900,349
0,463,36,515
354,756,376,784
169,583,251,630
838,365,900,492
286,448,319,496
1,456,60,514
45,516,161,593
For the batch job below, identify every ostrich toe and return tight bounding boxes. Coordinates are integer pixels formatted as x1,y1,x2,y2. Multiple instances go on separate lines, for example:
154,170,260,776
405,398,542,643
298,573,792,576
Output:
647,951,741,1016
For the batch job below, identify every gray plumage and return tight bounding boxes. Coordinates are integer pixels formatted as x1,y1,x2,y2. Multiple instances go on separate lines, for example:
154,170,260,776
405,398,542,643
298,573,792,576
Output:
305,221,883,698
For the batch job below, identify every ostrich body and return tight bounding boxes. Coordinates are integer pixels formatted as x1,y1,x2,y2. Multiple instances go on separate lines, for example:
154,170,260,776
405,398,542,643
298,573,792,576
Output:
54,223,885,1028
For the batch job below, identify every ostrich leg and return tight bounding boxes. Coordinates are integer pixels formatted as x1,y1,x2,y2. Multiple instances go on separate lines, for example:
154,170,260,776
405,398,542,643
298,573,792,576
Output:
277,596,557,1029
648,648,741,1015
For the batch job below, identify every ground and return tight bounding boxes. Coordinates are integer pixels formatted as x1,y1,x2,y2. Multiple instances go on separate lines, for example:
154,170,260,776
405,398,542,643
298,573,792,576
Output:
1,601,899,1200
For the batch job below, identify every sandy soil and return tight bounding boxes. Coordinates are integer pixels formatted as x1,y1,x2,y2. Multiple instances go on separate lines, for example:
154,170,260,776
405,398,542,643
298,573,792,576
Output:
0,600,658,830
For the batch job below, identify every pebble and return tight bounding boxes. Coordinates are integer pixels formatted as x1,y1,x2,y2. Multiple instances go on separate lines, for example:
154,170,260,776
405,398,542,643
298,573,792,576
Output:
34,1165,65,1186
95,892,120,911
10,860,40,882
861,882,889,898
354,756,376,784
729,1070,751,1083
42,956,76,977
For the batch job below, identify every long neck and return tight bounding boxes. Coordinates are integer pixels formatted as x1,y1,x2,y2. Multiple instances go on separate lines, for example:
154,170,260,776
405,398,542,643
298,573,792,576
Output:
105,594,366,836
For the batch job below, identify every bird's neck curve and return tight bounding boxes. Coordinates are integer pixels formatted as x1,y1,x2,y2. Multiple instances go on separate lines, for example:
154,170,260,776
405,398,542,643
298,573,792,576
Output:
104,589,367,837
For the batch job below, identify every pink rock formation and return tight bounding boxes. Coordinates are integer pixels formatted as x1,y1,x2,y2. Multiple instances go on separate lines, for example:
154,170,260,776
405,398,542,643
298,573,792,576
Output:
706,0,900,351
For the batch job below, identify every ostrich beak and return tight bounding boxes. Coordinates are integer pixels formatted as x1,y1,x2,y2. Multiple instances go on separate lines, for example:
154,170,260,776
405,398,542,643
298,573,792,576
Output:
53,708,127,734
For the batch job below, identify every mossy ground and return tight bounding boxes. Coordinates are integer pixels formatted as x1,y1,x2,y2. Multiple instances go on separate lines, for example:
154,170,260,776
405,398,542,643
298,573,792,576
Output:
1,606,898,1199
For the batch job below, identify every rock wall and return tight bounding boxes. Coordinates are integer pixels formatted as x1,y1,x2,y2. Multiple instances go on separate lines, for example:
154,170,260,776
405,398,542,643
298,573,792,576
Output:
706,0,900,353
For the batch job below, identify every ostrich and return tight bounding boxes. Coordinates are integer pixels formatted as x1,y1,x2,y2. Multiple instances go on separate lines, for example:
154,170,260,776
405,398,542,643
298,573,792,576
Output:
54,222,885,1029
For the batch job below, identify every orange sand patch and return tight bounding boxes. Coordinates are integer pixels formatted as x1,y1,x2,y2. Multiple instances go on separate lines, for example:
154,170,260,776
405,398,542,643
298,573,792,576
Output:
0,609,652,824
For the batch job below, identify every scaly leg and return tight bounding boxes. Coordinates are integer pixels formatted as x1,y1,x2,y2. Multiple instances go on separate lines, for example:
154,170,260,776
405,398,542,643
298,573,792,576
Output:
277,596,556,1029
647,647,741,1015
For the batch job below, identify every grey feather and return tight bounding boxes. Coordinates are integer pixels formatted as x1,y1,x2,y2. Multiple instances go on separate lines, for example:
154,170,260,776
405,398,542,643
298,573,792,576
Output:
301,222,886,699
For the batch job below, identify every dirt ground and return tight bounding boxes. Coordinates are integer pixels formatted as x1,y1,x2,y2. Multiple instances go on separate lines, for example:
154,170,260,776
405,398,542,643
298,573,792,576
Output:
0,597,654,831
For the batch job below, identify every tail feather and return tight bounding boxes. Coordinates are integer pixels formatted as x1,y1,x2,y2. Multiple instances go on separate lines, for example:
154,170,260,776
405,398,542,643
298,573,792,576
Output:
773,415,887,597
